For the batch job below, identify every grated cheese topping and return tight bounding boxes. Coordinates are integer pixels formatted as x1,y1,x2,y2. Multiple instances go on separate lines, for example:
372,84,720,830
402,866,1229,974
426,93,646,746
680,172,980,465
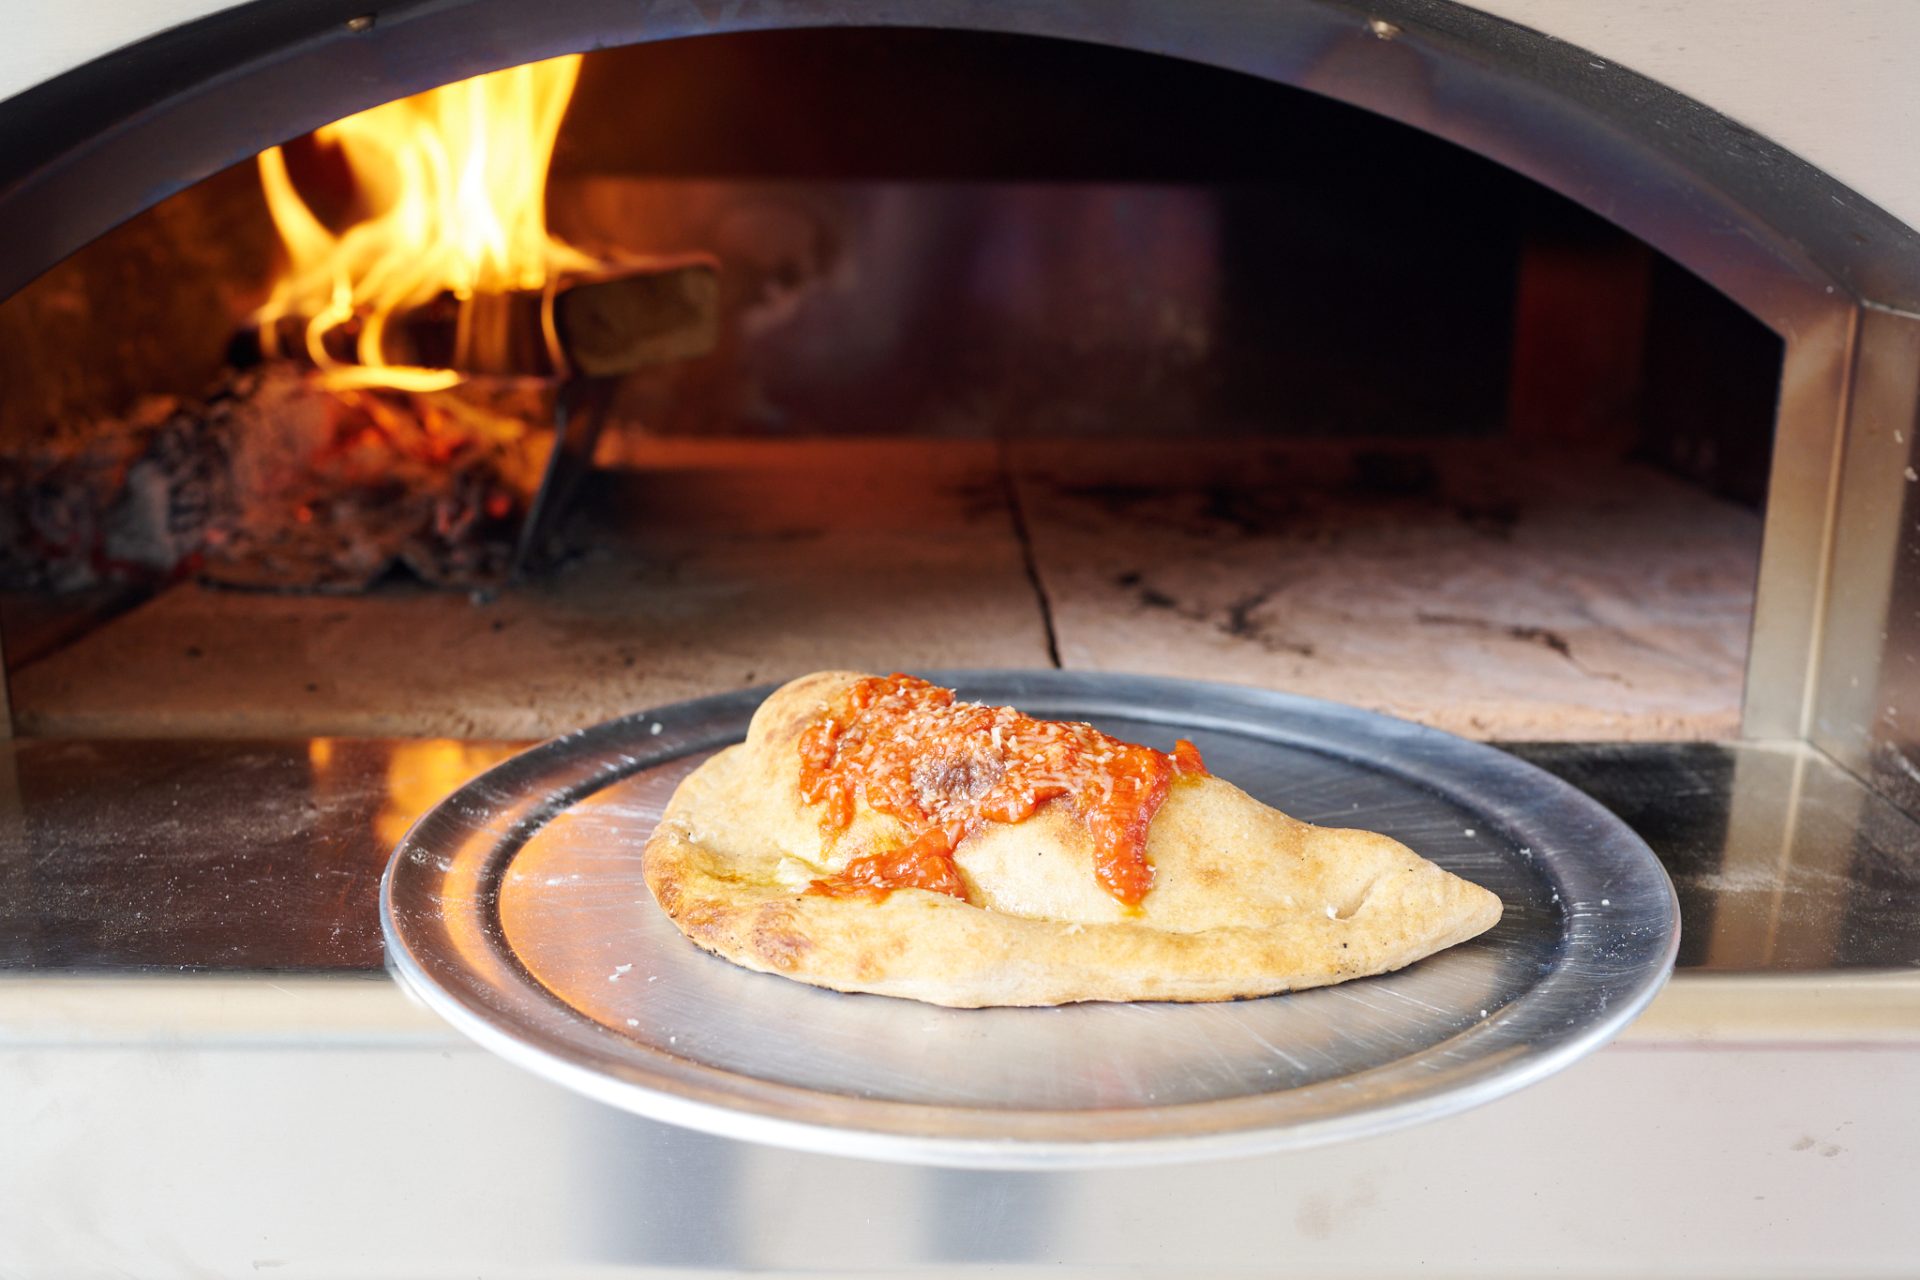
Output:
797,674,1207,905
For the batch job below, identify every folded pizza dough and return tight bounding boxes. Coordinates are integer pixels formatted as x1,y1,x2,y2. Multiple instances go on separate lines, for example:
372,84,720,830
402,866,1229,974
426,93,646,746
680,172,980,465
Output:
644,671,1502,1007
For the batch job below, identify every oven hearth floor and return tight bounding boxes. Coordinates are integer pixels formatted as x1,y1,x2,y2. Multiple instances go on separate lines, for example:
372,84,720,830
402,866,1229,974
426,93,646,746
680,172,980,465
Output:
5,437,1760,740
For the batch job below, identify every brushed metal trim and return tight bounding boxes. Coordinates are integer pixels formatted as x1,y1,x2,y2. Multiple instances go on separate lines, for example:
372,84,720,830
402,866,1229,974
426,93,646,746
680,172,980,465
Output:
1744,304,1861,738
5,0,1909,313
1810,305,1920,811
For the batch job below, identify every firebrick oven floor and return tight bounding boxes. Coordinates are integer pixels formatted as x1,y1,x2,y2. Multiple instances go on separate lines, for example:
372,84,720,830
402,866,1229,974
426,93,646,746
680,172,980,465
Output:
5,437,1760,741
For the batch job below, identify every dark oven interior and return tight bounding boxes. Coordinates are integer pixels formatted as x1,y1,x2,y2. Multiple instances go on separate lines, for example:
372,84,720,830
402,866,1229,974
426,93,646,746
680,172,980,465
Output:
0,29,1784,744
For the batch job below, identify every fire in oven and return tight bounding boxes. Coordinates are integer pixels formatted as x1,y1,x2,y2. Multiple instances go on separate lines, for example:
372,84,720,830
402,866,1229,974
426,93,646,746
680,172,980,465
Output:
1,6,1917,1276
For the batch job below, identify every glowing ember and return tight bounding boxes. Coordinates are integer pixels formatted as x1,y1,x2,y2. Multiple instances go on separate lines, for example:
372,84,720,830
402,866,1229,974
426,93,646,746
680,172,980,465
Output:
254,55,596,391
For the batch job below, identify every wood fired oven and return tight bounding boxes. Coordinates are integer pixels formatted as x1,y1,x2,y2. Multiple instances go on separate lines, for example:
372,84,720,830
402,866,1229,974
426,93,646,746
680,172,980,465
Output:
1,2,1917,1275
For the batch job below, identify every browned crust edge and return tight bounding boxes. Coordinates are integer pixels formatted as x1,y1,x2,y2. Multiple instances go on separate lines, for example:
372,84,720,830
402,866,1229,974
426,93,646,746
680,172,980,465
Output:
643,740,1504,1009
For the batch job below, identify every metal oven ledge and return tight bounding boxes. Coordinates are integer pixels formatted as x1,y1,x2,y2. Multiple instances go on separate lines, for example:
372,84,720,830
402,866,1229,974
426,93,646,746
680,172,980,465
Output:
3,735,1914,974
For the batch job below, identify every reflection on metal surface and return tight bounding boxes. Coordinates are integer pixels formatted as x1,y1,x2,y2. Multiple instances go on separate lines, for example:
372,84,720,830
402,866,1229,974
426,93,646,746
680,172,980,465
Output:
372,740,519,850
1712,746,1858,968
1743,300,1855,739
1811,306,1920,816
0,737,519,970
1512,740,1920,971
1,734,1913,976
383,674,1676,1166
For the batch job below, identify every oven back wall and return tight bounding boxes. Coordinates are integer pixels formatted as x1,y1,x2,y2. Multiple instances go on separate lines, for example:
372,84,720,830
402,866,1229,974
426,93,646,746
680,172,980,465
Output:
2,30,1554,447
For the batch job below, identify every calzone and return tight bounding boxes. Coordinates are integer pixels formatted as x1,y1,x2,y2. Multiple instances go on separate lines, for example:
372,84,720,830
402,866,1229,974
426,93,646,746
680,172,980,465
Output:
644,671,1502,1007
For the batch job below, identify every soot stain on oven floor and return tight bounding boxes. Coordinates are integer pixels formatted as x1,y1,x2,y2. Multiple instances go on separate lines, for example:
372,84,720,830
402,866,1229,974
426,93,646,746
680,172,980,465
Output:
1415,611,1629,685
1002,440,1762,742
1112,570,1316,657
1040,455,1524,549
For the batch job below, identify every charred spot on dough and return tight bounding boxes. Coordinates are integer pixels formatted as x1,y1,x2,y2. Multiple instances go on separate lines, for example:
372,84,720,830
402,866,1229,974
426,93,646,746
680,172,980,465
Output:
678,901,729,937
911,750,1006,807
750,903,812,971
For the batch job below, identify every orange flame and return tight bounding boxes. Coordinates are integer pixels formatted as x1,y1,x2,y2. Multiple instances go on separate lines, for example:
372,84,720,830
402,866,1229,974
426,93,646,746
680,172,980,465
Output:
255,55,595,391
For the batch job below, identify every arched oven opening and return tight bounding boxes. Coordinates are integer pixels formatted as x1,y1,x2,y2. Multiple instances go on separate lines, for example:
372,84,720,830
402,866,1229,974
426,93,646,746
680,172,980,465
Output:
1,6,1917,978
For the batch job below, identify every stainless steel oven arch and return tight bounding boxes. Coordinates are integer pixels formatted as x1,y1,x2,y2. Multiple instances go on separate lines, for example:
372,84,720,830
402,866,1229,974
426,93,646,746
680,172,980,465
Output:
3,0,1917,785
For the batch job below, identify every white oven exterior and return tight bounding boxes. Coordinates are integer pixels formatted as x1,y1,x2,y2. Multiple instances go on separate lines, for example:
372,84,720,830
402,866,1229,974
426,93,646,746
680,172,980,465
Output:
2,3,1919,1276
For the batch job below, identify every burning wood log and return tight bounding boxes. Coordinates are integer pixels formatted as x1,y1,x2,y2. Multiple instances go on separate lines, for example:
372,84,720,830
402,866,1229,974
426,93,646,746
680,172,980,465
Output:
4,60,724,597
254,258,719,382
203,259,720,588
6,259,722,596
552,259,721,377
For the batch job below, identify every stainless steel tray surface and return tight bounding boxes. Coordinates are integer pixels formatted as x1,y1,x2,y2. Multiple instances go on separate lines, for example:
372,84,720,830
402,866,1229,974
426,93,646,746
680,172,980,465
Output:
382,671,1678,1167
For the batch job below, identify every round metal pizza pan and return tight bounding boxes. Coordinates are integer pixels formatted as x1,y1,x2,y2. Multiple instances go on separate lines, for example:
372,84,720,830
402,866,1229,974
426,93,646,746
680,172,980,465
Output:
381,670,1678,1168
